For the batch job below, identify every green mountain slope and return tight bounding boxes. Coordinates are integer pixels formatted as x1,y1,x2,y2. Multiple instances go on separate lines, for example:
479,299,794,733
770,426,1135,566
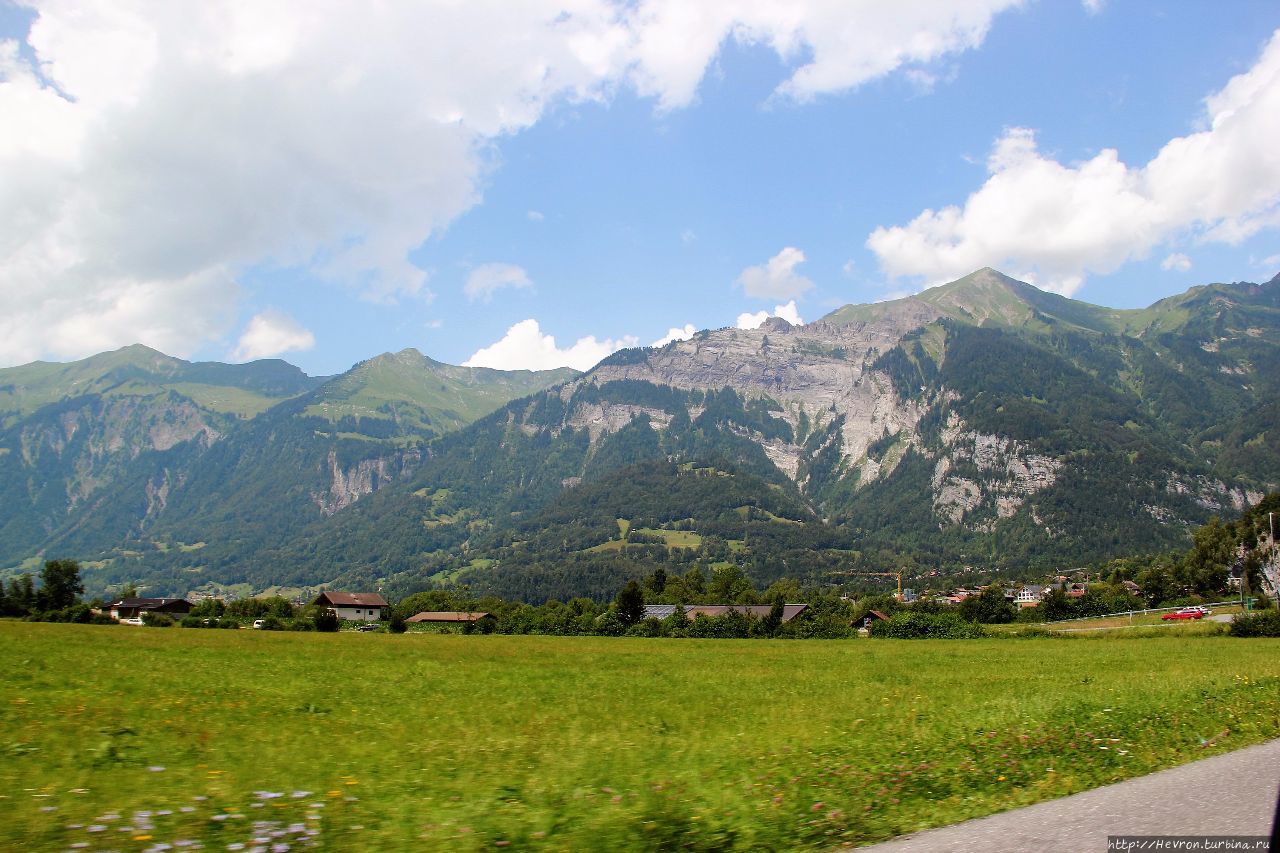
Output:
0,347,578,586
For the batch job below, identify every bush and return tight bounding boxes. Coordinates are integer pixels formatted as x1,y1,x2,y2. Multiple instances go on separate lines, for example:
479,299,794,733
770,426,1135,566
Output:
180,616,202,628
388,611,407,634
142,612,175,627
257,615,285,631
290,619,316,632
1228,610,1280,637
594,609,625,636
869,611,986,639
217,618,239,629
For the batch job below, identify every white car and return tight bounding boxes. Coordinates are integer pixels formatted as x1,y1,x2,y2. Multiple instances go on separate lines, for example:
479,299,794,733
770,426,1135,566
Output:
252,619,265,629
120,617,144,626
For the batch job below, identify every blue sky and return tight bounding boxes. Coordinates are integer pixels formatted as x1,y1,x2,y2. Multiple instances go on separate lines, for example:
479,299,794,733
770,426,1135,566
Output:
2,1,1279,376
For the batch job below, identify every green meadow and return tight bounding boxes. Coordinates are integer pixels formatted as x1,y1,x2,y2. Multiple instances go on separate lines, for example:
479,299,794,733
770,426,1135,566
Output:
3,623,1279,851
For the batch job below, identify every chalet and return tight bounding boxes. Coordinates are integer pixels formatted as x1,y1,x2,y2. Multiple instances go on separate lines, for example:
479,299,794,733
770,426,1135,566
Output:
1066,582,1090,599
406,611,493,625
1122,580,1144,597
859,609,891,630
313,591,387,622
641,604,809,623
1015,585,1045,607
107,597,193,620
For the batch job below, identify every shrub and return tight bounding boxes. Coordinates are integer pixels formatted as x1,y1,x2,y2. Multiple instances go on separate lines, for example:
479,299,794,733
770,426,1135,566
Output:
257,615,285,631
142,612,175,627
217,618,239,629
1228,610,1280,637
388,611,407,634
594,610,625,636
180,616,202,628
869,611,986,639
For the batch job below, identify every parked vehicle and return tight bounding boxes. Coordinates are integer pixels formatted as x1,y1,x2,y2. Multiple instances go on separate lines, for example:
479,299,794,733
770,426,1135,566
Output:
357,623,379,632
120,617,144,626
252,619,265,629
1161,608,1206,621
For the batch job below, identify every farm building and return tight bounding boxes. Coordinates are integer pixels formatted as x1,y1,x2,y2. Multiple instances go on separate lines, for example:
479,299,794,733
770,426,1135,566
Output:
314,591,388,621
406,611,493,625
641,604,809,623
106,597,193,620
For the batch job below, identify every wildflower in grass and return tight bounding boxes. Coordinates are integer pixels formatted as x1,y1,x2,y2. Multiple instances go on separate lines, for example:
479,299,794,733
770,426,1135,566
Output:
149,766,167,772
87,825,106,832
291,791,310,799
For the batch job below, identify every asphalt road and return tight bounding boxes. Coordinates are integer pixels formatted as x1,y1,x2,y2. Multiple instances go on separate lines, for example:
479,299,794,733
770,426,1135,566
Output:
850,739,1280,852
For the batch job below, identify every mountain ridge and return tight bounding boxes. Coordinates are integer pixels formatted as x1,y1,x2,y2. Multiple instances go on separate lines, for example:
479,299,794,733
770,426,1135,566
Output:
2,268,1276,602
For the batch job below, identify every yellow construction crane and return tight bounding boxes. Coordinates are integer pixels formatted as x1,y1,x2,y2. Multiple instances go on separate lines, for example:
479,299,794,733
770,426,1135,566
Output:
829,570,905,601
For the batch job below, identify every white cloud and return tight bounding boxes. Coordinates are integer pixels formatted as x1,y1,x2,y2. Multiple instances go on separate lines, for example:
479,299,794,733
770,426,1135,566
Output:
1082,0,1105,14
1260,253,1280,269
736,247,815,300
867,29,1280,295
464,263,533,302
1161,253,1192,272
527,210,545,222
464,319,639,371
736,301,804,329
651,324,697,347
230,311,316,361
0,0,1024,365
625,0,1022,109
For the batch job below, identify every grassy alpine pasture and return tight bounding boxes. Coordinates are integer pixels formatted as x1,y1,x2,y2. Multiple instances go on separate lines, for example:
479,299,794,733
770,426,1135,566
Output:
3,623,1280,851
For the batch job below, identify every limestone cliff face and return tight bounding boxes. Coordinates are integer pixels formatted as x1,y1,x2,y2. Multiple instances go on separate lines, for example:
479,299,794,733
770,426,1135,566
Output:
562,311,940,489
313,448,422,516
15,395,220,510
930,413,1062,528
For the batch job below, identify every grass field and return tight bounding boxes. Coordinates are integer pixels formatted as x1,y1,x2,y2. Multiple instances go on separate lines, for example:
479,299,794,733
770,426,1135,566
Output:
3,623,1279,851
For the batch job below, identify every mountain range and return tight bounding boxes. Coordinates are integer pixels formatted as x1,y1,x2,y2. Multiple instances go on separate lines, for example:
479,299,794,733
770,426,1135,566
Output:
2,267,1276,602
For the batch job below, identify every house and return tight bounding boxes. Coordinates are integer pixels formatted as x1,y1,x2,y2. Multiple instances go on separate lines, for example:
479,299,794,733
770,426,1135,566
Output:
1066,582,1090,599
107,597,193,621
1015,585,1045,608
1122,580,1143,597
859,609,891,630
313,591,388,621
406,611,492,625
642,604,809,623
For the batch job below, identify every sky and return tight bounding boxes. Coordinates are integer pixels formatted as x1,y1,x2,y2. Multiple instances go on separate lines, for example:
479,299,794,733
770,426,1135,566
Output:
2,1,1279,377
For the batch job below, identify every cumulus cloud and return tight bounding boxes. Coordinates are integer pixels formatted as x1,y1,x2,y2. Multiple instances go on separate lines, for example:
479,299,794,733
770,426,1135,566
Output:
0,0,1023,365
651,324,697,347
230,311,316,361
464,263,533,302
736,301,804,330
1082,0,1105,14
867,30,1280,295
1161,253,1192,272
464,319,639,371
626,0,1021,109
736,247,815,300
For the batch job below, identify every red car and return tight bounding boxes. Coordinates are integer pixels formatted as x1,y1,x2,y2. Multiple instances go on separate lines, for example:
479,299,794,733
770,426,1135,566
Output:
1161,608,1206,621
